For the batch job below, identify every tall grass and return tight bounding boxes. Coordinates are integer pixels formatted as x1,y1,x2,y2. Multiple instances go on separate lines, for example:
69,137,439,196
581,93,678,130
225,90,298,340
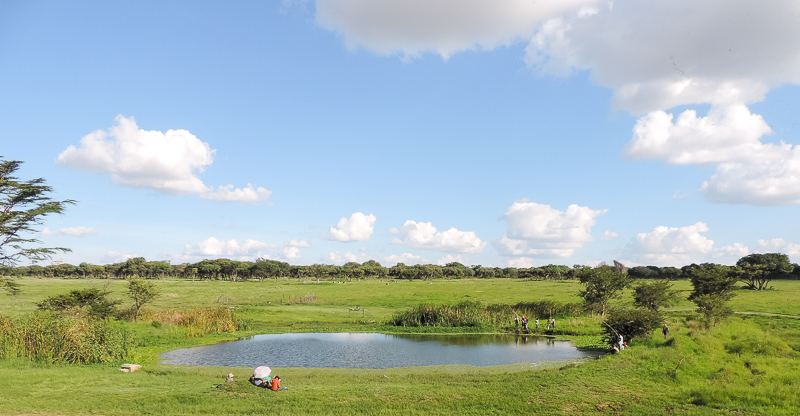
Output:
389,300,586,328
141,307,241,337
0,312,132,364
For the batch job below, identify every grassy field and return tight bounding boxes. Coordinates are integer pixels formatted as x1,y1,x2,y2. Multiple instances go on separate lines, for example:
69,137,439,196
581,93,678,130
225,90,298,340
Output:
1,277,799,415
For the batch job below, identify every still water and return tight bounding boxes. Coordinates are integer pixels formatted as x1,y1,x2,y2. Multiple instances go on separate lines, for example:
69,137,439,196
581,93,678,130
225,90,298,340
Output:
161,333,600,369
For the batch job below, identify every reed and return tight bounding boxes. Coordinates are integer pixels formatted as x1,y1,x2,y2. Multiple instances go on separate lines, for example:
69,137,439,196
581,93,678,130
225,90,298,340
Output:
0,312,132,364
141,307,240,337
388,300,586,328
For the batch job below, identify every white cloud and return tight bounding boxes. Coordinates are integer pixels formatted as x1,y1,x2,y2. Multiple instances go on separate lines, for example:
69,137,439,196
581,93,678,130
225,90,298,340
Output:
437,254,465,266
279,246,302,260
184,237,276,257
621,222,714,266
200,184,272,203
317,1,800,206
101,251,139,264
325,250,371,265
507,257,535,268
41,226,98,237
382,253,427,266
323,212,376,242
57,115,271,203
287,239,312,248
757,238,800,258
494,199,605,258
711,243,751,259
602,230,618,241
390,220,486,253
316,0,597,59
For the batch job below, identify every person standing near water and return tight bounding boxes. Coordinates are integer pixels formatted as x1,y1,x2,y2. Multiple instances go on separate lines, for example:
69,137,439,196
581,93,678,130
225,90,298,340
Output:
535,318,539,330
551,318,555,329
514,315,519,329
663,324,669,339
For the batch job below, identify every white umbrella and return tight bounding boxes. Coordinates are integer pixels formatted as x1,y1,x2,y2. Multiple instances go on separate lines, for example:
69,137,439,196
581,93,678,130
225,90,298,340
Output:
253,366,271,379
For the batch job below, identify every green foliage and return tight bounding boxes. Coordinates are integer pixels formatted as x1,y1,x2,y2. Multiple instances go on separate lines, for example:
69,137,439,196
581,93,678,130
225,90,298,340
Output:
0,312,133,363
736,253,793,290
693,294,733,327
632,280,680,312
600,308,663,347
0,158,75,266
687,263,737,301
128,279,160,321
36,287,120,320
141,307,240,337
388,301,491,327
578,265,631,317
1,276,21,296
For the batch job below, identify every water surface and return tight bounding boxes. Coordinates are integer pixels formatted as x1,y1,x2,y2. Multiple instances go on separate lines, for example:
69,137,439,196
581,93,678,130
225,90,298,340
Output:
161,333,599,369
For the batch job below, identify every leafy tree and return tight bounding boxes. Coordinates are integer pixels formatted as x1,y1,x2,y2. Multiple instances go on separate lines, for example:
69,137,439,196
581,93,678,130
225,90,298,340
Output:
736,253,793,290
601,308,663,348
36,287,120,320
128,279,160,322
632,280,680,312
578,265,631,317
0,158,75,266
693,294,732,327
687,264,737,327
1,276,21,296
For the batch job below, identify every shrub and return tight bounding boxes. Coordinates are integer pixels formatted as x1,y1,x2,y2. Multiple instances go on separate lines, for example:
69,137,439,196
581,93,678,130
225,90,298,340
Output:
601,308,663,347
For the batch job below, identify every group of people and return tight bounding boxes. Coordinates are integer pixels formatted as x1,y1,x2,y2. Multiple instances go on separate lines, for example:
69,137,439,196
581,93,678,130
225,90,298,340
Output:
514,315,555,331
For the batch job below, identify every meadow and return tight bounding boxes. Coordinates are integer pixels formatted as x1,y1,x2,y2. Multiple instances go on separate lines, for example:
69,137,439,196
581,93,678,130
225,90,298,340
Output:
1,277,799,415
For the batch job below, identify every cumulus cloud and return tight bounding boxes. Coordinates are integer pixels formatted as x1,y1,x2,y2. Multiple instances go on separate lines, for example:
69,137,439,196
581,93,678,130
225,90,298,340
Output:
101,251,139,264
508,257,535,268
315,0,596,59
382,253,427,266
287,239,312,248
323,212,376,242
602,230,618,241
436,254,465,266
711,243,751,259
184,237,276,257
390,220,486,253
621,222,714,266
757,238,800,258
324,251,372,265
42,226,98,237
279,246,302,260
316,1,800,206
494,199,605,258
57,116,271,203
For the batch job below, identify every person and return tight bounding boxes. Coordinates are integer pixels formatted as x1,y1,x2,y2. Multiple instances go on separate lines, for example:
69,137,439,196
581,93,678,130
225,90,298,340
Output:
514,315,519,329
535,318,539,329
662,324,669,339
269,375,281,391
225,373,234,382
522,316,529,330
618,334,624,350
250,375,269,387
551,318,555,329
546,319,551,330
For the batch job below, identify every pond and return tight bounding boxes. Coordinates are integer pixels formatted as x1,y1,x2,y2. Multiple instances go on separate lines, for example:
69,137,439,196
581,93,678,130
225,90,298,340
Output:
161,333,601,369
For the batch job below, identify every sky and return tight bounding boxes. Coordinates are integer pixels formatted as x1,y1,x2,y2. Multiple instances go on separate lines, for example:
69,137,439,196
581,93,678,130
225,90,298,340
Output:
2,0,800,268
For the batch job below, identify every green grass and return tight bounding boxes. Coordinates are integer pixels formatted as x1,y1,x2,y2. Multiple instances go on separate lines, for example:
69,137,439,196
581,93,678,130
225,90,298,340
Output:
1,277,799,415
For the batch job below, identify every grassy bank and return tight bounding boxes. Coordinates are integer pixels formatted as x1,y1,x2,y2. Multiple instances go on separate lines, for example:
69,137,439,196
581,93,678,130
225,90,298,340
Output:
1,277,799,415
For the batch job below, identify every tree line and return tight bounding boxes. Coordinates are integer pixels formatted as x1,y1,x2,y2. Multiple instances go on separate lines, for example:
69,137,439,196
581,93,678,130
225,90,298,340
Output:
2,253,796,288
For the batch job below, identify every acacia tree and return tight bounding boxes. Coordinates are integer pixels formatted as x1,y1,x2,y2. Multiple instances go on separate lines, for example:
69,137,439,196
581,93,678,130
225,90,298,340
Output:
687,264,737,327
0,158,75,266
578,265,631,317
736,253,793,290
632,280,681,312
128,279,160,322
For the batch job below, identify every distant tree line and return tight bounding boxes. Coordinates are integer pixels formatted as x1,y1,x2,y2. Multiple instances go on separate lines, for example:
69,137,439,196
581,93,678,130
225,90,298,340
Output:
1,254,797,288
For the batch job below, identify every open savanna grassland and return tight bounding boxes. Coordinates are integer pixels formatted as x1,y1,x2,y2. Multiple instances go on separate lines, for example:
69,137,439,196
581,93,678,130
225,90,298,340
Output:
1,277,799,415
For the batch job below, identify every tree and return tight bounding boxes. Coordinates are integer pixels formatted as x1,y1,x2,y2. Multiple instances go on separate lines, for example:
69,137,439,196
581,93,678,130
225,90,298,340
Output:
0,158,75,266
578,265,631,317
36,287,120,320
687,264,737,327
601,308,663,348
736,253,793,290
128,279,160,322
632,280,680,312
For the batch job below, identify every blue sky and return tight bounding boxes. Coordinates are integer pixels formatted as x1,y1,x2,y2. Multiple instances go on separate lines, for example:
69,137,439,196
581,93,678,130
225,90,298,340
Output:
3,0,800,268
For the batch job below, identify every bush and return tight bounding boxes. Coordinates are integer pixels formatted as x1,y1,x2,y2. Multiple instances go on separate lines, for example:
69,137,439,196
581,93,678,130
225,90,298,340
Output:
601,308,663,347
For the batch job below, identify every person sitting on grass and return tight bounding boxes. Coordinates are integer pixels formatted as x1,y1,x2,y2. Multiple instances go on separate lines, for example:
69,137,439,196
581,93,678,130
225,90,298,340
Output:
269,375,281,391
